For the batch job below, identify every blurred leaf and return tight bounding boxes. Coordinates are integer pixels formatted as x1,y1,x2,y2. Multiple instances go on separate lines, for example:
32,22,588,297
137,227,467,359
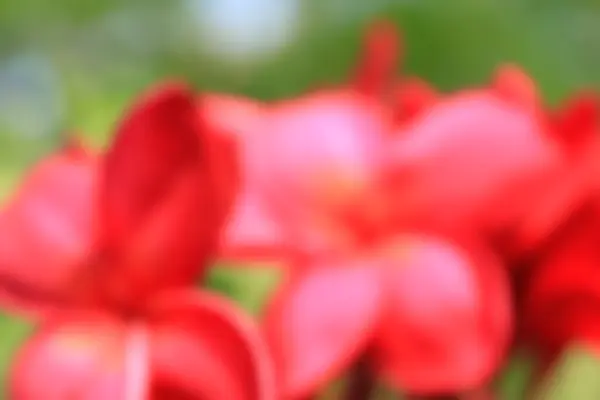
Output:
496,349,536,400
204,263,283,315
533,344,600,400
0,313,34,396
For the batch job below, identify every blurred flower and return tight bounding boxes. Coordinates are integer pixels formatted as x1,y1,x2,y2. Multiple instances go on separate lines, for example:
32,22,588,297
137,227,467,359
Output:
0,141,97,315
0,82,236,316
383,66,600,260
220,22,514,397
522,204,600,362
2,82,275,400
263,233,512,398
10,290,276,399
218,21,401,262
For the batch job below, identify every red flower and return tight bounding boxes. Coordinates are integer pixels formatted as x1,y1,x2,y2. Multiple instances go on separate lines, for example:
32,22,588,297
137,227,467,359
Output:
523,202,600,361
10,290,276,399
217,21,403,263
0,82,236,315
385,71,600,259
263,232,512,398
3,83,276,399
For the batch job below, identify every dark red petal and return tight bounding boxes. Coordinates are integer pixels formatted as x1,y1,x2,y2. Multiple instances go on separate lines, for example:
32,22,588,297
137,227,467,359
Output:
147,289,276,400
511,95,600,255
0,144,97,316
9,312,134,399
524,209,600,357
100,81,201,249
96,82,219,305
552,92,599,153
394,77,439,125
263,260,384,399
373,234,512,394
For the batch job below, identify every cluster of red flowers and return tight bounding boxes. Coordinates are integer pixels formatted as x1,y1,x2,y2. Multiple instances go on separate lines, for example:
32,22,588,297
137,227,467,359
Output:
0,21,599,399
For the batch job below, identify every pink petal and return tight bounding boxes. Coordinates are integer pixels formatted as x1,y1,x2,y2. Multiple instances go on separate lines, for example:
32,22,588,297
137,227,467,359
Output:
247,91,388,257
373,234,512,394
201,94,265,142
384,90,565,239
147,289,276,400
9,312,135,400
0,144,97,316
218,187,288,262
263,260,384,399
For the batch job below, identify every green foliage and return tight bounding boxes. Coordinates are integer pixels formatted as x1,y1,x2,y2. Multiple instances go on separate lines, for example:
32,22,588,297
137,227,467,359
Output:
0,314,34,395
533,344,600,400
205,264,283,316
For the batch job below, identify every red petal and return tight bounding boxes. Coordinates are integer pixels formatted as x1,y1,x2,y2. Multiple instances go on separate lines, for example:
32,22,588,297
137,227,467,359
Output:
524,209,600,357
353,20,401,98
0,144,97,316
492,64,539,111
263,260,384,398
384,91,564,240
97,82,219,305
9,312,134,399
147,289,276,400
510,95,600,255
100,81,201,246
373,234,512,394
394,77,439,125
552,92,599,153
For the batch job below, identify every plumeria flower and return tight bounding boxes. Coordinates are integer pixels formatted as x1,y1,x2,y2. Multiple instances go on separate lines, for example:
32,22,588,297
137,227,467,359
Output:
1,83,276,399
264,231,512,398
0,82,236,315
385,69,600,260
217,21,402,263
220,21,600,398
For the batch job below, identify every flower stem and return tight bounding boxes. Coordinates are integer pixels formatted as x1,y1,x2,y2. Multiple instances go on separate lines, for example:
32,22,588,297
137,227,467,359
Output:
345,358,375,400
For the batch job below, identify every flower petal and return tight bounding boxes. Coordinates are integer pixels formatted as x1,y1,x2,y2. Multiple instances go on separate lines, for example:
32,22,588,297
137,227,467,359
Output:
523,208,600,358
100,82,202,244
263,260,384,398
96,82,222,306
147,289,276,400
219,187,289,262
0,143,97,316
248,91,388,257
353,20,401,98
384,90,564,241
373,234,512,394
9,312,132,400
